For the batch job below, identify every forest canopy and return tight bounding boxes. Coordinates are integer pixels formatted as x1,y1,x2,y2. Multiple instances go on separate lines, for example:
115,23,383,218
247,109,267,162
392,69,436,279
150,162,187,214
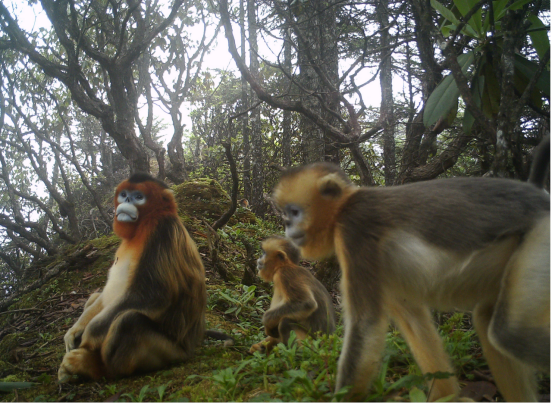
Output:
0,0,549,294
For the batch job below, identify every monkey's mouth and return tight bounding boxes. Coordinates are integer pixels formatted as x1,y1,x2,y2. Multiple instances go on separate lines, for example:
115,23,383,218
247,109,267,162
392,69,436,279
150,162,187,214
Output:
286,230,306,247
116,203,139,222
117,213,137,222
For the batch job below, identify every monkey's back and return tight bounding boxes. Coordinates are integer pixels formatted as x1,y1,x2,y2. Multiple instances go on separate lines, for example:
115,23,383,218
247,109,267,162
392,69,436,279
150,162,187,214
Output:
341,177,549,253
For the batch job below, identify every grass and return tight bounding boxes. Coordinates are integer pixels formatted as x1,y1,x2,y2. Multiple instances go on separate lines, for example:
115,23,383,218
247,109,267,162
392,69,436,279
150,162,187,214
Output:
0,179,548,401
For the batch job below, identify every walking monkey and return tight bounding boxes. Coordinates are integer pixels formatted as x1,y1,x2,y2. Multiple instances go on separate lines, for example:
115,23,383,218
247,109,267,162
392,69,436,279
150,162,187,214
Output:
59,173,230,381
249,236,336,354
272,149,549,401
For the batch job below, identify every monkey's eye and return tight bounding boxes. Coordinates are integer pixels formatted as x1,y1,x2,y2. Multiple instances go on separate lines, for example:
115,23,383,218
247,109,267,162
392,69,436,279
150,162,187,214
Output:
287,205,301,217
120,191,127,198
135,193,144,200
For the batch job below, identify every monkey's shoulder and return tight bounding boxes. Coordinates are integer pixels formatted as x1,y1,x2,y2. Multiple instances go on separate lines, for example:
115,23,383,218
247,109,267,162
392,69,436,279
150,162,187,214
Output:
276,264,316,284
274,265,327,301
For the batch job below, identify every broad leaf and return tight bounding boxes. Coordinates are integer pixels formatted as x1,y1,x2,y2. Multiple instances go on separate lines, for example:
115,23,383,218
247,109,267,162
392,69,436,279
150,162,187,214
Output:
431,0,460,26
508,0,532,10
409,387,428,402
527,15,550,61
513,54,550,98
463,75,484,133
433,0,479,37
453,0,483,37
424,52,475,127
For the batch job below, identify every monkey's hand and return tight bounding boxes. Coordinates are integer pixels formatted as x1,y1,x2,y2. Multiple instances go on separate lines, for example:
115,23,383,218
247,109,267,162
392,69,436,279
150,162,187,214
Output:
63,325,85,353
262,311,281,337
249,337,279,355
265,324,280,338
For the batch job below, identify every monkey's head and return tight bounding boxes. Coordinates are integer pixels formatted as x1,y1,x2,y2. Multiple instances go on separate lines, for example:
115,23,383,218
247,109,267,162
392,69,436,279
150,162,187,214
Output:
257,236,300,282
113,173,177,240
273,163,356,260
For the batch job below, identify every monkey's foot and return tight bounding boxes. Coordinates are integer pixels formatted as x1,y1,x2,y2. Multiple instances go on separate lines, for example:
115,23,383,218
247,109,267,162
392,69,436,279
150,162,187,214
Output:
58,348,104,382
248,342,266,354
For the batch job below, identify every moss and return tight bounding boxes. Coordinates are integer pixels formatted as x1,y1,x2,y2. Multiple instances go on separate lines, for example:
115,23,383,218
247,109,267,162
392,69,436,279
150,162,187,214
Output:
0,333,22,363
1,373,24,382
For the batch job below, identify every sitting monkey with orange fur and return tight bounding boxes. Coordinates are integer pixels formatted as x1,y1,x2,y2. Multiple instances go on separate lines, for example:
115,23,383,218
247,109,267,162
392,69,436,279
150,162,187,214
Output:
249,236,336,354
59,173,230,382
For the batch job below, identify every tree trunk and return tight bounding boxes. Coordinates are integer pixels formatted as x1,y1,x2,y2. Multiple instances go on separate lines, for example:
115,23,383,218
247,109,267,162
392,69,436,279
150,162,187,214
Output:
241,0,251,200
282,27,292,167
377,0,396,185
248,0,264,216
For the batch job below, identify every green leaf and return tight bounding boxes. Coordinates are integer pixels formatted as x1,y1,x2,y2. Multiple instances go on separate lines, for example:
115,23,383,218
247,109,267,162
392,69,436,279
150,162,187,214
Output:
424,52,475,127
527,15,550,61
431,0,461,25
507,0,532,10
513,54,550,98
409,387,428,402
424,76,459,128
493,0,512,21
441,24,454,37
453,0,483,36
0,382,36,392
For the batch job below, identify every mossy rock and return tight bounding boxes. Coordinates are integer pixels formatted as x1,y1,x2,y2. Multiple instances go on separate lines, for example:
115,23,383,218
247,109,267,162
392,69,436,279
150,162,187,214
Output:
173,178,256,225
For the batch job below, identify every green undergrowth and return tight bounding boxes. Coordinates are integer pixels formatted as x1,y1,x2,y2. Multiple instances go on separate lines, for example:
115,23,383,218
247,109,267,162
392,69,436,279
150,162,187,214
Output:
0,179,548,401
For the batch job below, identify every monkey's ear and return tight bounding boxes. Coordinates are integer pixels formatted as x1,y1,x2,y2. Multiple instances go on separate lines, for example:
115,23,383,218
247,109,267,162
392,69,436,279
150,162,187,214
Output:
161,188,174,201
317,173,345,199
277,251,287,261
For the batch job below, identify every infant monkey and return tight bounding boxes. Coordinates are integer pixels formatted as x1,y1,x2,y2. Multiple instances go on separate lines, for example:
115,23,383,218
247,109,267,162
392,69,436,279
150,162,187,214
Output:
250,236,336,354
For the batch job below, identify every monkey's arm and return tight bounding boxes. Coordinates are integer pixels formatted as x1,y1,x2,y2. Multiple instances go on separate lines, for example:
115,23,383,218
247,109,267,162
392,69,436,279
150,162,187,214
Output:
263,296,318,337
64,292,103,352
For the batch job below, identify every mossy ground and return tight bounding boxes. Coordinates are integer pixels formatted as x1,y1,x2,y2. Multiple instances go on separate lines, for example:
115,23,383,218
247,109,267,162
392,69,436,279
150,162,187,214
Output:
0,179,268,402
0,179,549,402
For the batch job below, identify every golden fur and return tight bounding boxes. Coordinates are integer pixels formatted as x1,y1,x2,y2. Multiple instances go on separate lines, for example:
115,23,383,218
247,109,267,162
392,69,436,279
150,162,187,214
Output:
273,161,549,401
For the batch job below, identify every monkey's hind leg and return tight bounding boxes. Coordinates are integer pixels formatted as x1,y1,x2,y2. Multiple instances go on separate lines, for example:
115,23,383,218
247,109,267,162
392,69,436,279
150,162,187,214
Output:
389,303,459,401
488,215,550,372
474,304,537,402
475,215,550,402
278,317,309,345
101,310,189,378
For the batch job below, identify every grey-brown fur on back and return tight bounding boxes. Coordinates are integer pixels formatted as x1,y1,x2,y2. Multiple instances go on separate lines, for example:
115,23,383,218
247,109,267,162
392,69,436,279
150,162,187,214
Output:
340,177,549,253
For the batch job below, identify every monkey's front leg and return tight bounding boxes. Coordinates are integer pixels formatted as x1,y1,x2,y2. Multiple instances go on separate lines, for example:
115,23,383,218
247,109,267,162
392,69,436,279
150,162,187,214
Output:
63,292,102,352
263,299,317,336
59,306,115,382
335,312,388,400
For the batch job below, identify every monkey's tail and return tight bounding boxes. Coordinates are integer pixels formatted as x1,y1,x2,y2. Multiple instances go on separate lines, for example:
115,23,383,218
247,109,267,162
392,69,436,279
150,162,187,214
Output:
205,329,234,347
529,135,550,188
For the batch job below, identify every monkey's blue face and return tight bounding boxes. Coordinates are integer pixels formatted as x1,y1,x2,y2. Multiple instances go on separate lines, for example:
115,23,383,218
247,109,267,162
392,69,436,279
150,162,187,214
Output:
257,252,266,272
116,190,147,222
282,204,306,247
